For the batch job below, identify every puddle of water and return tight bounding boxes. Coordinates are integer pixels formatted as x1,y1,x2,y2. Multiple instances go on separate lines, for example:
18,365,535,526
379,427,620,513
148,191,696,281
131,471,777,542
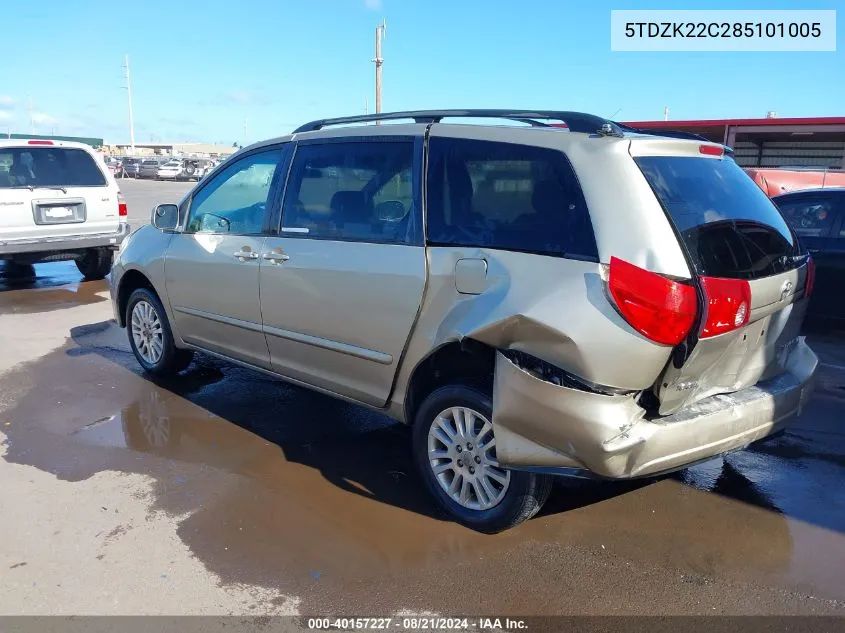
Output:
0,263,108,314
4,325,845,611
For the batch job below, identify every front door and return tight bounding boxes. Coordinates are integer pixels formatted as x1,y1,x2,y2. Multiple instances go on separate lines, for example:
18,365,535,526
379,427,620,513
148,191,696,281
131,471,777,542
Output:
165,148,285,368
259,137,426,406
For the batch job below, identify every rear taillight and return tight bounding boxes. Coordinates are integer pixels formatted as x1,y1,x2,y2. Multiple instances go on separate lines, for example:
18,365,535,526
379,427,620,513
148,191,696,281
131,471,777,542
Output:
804,256,816,298
699,276,751,338
118,192,128,217
608,257,697,346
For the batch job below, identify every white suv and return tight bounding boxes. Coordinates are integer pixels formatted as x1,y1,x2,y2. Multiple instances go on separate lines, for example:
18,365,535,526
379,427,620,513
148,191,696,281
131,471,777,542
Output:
0,139,130,279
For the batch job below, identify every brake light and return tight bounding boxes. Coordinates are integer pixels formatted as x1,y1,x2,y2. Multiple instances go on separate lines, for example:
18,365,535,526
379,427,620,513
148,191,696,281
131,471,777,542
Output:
804,256,816,297
699,276,752,338
118,192,128,217
27,139,54,145
699,144,724,157
608,257,697,346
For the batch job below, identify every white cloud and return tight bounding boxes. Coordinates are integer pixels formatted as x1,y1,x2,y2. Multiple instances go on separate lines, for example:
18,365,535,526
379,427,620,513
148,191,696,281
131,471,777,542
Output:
364,0,382,9
32,112,57,125
226,90,253,104
0,95,13,109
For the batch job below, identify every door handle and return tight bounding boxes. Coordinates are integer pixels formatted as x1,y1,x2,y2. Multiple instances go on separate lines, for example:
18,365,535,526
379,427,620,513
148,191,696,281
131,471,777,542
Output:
234,249,259,261
262,252,290,263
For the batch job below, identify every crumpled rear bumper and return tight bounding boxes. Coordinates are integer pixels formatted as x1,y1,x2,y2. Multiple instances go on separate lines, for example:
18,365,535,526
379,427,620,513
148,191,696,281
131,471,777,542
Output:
492,337,818,479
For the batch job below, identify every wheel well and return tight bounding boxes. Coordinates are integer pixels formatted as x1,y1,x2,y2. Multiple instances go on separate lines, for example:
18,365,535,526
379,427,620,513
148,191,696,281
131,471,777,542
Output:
117,270,156,327
404,339,496,425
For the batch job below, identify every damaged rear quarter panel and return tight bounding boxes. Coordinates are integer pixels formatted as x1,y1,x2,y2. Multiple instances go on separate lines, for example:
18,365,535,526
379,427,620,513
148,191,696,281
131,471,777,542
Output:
389,247,676,419
492,350,646,472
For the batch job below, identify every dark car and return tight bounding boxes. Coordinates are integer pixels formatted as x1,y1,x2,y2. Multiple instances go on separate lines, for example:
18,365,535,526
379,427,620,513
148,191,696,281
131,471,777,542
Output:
773,188,845,323
121,157,143,178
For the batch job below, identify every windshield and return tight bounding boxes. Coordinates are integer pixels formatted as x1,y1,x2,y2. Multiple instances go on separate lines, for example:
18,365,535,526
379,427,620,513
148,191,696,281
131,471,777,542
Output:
636,155,801,279
0,147,107,188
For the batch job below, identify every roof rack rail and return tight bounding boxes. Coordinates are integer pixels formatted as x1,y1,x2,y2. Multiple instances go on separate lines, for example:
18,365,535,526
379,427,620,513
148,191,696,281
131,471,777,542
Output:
293,109,619,135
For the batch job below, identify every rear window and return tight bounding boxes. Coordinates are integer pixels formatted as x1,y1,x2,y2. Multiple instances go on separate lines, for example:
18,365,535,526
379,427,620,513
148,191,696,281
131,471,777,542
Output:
0,147,107,188
426,138,598,260
636,156,800,279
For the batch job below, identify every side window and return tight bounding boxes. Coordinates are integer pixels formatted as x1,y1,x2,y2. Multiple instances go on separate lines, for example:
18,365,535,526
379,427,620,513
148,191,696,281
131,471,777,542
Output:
426,137,598,260
776,197,837,239
186,149,282,235
280,141,418,244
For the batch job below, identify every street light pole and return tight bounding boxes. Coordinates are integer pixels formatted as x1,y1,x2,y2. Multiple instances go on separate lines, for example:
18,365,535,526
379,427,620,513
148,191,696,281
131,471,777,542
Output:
373,19,386,121
125,54,136,153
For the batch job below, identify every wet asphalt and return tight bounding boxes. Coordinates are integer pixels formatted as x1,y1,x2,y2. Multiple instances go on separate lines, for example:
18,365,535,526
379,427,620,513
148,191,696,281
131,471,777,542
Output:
1,185,844,617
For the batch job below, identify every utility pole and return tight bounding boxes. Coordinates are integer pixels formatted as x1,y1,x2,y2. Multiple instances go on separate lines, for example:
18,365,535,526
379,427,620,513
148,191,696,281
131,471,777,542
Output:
28,93,34,134
664,106,670,121
365,96,369,115
124,55,136,153
243,117,248,145
372,19,386,120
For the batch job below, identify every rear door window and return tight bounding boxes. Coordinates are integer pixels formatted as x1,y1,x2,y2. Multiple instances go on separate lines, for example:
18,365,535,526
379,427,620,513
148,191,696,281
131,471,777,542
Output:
635,156,800,279
426,138,598,260
0,147,107,188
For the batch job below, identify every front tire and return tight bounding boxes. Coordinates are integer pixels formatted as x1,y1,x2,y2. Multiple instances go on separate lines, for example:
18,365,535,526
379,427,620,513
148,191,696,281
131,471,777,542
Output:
75,248,113,280
413,385,552,533
126,288,194,376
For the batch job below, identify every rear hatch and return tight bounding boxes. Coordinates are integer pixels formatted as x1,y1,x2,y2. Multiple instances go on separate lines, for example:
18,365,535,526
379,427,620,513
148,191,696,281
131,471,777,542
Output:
0,144,120,240
633,144,811,415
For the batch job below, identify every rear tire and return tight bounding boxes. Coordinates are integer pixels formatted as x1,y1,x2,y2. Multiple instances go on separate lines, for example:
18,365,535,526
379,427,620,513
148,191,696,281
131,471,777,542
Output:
75,248,113,280
412,384,553,533
4,260,36,283
126,287,194,376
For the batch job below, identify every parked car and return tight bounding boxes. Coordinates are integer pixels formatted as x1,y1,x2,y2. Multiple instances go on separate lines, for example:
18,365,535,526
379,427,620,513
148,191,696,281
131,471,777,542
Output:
139,158,167,179
156,159,184,180
745,167,845,197
110,109,817,533
0,139,130,279
121,157,143,179
772,187,845,324
103,156,123,177
154,158,214,182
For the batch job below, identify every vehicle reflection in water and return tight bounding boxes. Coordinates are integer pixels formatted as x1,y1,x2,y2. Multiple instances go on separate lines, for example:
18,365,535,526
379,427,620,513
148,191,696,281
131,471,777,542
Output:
66,377,811,592
75,381,538,575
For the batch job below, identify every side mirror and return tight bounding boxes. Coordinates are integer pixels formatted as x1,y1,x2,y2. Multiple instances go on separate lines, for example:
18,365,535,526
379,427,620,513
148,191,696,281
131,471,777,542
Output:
375,200,407,222
152,203,179,231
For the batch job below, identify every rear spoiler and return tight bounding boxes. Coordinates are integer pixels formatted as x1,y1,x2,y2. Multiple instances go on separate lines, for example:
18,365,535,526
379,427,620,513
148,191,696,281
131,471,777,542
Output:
615,123,734,155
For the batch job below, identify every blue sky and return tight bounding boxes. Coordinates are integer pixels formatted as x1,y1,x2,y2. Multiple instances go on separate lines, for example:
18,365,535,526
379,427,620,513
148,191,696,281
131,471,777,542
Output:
0,0,841,144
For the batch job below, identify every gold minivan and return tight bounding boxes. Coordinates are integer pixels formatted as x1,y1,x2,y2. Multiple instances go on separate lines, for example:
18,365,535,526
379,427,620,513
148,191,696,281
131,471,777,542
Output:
110,110,818,532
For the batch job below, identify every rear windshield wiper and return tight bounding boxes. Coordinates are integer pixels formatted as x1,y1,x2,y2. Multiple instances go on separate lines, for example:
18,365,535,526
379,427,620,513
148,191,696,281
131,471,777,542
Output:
5,185,67,193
